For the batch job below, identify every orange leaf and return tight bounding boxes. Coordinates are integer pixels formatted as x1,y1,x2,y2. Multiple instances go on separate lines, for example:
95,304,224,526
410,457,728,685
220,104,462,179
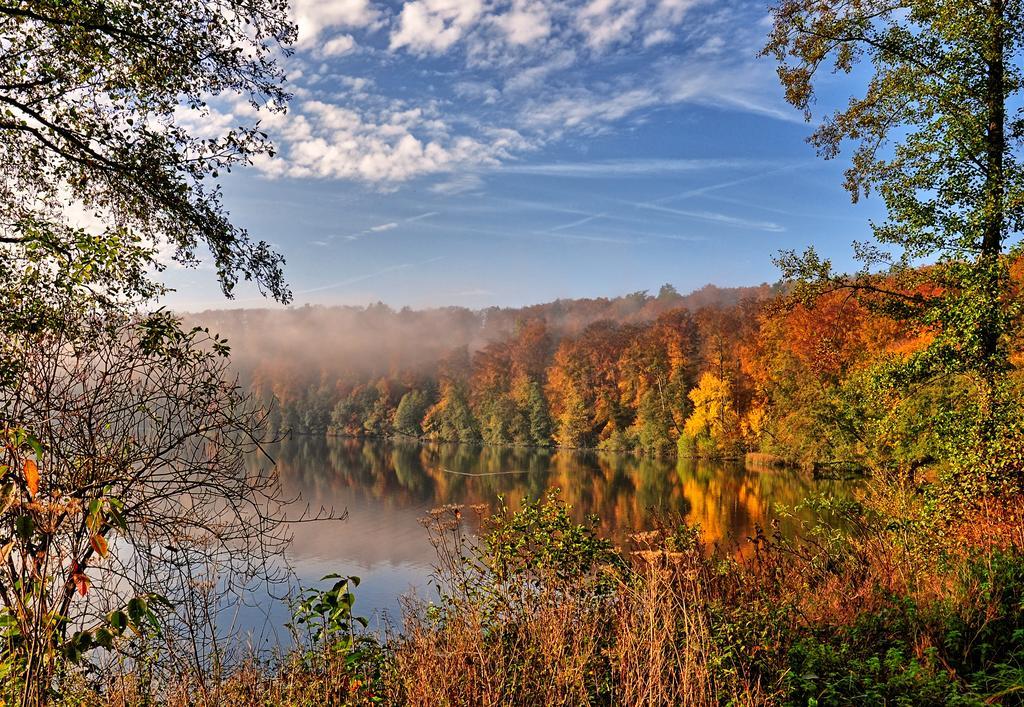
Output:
73,572,90,596
90,535,108,558
23,459,38,497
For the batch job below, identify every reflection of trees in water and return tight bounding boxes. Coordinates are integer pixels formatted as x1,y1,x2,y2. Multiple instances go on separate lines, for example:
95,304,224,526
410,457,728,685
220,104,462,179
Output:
391,441,434,499
673,458,844,548
268,438,851,545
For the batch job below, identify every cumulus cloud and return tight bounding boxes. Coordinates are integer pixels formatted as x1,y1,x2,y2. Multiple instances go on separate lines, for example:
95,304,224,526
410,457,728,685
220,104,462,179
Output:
246,0,794,187
390,0,485,54
293,0,380,45
322,34,357,57
454,81,501,104
492,0,552,45
243,98,533,184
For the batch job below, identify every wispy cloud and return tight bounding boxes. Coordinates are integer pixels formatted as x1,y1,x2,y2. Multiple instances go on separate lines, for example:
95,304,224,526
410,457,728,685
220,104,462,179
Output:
405,211,441,222
243,1,797,187
430,174,485,195
297,256,446,295
500,158,775,178
315,210,441,245
631,201,786,232
547,213,608,231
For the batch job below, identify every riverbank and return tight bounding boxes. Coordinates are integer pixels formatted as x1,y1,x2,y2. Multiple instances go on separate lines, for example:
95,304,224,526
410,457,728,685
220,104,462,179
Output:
305,430,866,477
89,488,1024,706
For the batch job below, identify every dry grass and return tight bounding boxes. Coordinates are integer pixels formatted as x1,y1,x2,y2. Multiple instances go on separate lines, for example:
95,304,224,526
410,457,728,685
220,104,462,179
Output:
70,489,1024,706
386,517,781,707
610,552,717,706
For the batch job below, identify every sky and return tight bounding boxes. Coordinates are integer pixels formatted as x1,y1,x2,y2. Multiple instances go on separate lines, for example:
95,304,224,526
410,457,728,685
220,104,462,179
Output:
163,0,886,312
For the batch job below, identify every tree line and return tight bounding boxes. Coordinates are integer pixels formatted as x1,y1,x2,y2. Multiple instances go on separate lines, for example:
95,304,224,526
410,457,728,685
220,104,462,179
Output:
236,272,989,472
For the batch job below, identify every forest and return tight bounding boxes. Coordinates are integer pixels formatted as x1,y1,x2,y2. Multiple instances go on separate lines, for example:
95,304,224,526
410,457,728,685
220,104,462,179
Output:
200,273,950,469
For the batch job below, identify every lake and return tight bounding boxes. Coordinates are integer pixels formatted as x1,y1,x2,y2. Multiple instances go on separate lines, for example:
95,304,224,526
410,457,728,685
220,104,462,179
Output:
235,437,854,645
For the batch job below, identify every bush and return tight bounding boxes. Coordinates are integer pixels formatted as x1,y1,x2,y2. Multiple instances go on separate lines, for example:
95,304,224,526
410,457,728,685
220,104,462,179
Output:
79,492,1024,707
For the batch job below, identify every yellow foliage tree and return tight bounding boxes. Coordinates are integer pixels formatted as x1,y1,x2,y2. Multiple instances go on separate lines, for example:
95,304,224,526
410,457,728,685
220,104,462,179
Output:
682,372,743,457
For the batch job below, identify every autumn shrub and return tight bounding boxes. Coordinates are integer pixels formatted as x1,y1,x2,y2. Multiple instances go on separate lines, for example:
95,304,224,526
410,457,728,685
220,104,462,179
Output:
76,489,1024,706
389,493,623,706
382,490,1024,706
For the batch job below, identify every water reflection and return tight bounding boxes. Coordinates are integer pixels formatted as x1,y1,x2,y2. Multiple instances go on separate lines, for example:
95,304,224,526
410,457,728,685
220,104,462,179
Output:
262,437,852,623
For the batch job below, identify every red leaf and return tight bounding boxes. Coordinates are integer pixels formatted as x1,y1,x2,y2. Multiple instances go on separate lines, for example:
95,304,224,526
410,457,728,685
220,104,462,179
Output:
90,535,108,558
73,572,90,596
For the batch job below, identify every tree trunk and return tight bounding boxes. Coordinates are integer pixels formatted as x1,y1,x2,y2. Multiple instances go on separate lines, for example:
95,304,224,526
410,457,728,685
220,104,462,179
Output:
980,0,1006,371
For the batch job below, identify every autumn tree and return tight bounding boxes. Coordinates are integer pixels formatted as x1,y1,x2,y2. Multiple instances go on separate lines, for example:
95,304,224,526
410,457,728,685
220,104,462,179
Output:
681,372,744,459
746,292,917,464
423,347,479,443
546,322,633,448
617,310,699,455
423,384,479,444
0,310,290,704
471,321,553,446
765,0,1024,490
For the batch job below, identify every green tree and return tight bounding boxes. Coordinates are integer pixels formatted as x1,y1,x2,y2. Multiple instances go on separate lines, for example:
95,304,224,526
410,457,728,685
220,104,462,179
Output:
524,381,553,447
423,383,479,444
331,386,379,437
0,0,294,307
394,390,432,437
764,0,1024,488
478,395,527,446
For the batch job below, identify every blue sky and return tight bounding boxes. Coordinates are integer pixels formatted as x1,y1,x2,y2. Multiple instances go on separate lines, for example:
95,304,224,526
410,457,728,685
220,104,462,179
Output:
164,0,885,312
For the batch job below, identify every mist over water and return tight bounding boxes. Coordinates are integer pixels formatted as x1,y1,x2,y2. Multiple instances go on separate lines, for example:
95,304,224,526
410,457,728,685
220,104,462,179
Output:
187,283,775,389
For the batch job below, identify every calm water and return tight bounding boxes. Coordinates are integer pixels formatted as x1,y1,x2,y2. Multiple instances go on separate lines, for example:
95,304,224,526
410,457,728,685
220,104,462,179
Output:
237,437,853,644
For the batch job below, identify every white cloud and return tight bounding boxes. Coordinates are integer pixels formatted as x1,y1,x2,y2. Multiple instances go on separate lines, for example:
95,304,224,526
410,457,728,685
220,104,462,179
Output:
492,1,552,45
575,0,646,51
502,49,576,92
339,75,374,92
430,173,485,195
242,1,796,186
652,0,702,24
322,34,357,57
327,211,440,244
520,87,661,130
390,0,485,54
293,0,380,45
405,211,441,222
454,81,501,104
658,58,799,122
633,201,785,232
643,28,674,47
247,98,534,184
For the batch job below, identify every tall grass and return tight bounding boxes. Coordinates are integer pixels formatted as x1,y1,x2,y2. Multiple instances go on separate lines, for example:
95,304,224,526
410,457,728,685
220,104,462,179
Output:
69,488,1024,706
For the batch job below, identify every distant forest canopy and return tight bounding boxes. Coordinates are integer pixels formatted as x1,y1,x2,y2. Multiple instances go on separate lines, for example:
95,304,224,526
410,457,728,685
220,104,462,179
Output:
187,276,973,466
